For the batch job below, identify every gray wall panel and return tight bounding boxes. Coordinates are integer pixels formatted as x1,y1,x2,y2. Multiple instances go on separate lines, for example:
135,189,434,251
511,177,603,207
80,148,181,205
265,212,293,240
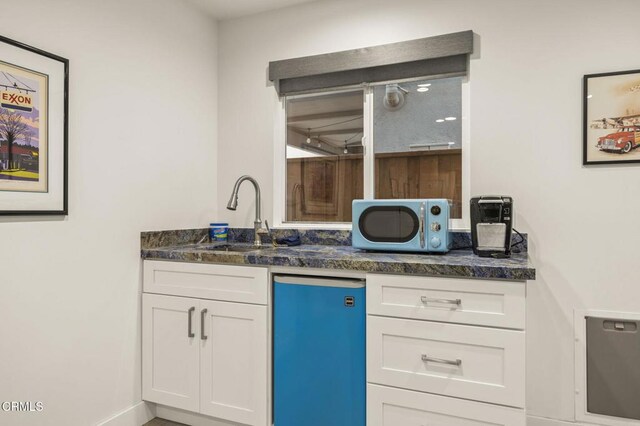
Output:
278,55,467,95
269,30,473,81
270,31,473,95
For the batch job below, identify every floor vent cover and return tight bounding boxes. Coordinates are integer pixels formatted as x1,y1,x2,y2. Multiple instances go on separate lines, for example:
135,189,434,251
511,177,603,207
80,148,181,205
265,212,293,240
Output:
586,316,640,421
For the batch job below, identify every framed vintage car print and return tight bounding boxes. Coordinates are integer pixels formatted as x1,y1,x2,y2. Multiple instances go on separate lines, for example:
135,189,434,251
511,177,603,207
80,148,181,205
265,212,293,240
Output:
0,35,69,215
583,69,640,165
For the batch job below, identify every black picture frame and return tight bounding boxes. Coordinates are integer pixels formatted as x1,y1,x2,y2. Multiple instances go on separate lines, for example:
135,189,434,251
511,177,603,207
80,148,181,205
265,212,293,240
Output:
583,68,640,165
0,34,68,215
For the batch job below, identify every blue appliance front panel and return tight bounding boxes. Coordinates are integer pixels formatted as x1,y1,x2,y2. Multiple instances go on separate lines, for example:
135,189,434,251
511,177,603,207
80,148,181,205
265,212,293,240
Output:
274,278,366,426
352,199,450,252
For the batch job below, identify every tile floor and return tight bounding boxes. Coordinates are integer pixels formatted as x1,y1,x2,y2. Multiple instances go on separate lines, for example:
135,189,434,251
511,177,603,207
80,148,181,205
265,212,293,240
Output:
143,418,188,426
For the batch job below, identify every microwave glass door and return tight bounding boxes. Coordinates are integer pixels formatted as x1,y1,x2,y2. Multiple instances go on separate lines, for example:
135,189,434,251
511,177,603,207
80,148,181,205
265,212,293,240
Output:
358,206,419,243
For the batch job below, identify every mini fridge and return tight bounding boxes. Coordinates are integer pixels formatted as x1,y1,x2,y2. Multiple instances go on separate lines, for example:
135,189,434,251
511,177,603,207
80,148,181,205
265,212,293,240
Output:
273,275,366,426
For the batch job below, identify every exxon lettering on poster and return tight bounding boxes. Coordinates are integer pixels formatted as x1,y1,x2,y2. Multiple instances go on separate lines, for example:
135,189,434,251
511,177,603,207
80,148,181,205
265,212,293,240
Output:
0,90,33,112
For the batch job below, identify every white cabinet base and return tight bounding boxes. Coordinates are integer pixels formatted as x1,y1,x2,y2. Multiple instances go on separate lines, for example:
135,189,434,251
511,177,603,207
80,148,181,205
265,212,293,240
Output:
142,261,270,426
366,273,528,426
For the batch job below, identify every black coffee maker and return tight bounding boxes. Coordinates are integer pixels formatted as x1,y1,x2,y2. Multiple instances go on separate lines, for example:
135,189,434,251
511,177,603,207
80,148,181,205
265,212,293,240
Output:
470,196,513,258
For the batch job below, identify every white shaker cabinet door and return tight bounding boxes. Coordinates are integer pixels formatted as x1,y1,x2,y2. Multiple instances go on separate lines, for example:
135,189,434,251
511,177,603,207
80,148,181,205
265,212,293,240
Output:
142,293,200,412
199,300,268,426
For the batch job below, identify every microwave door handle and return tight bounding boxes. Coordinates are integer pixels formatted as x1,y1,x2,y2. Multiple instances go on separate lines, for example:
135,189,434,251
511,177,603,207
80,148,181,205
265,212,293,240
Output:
419,202,426,248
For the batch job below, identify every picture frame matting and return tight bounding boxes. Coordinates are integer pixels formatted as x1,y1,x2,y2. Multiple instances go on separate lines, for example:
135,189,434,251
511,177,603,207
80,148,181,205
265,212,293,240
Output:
0,34,68,215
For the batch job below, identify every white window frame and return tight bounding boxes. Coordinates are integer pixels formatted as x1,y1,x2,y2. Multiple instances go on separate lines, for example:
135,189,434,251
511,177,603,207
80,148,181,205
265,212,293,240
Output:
272,78,471,230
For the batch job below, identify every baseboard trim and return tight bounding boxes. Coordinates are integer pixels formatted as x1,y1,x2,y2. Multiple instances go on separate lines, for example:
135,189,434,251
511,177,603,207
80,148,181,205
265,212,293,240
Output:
527,415,587,426
96,401,156,426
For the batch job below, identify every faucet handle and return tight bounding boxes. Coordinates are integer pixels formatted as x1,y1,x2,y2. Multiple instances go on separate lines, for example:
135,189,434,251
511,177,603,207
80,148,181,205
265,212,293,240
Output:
264,219,272,237
264,220,280,248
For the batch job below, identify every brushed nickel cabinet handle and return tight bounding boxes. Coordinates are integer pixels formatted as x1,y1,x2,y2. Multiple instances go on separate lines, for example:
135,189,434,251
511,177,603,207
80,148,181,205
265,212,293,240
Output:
201,309,208,340
421,296,461,307
187,307,195,338
421,354,462,366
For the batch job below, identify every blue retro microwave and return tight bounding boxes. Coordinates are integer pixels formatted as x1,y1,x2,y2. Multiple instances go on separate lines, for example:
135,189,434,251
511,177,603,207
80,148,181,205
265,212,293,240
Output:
352,199,452,253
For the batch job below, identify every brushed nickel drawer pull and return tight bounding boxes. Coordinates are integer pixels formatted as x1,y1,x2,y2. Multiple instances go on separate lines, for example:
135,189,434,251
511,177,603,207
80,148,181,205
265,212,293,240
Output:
421,296,461,306
201,308,208,340
421,354,462,366
187,307,195,338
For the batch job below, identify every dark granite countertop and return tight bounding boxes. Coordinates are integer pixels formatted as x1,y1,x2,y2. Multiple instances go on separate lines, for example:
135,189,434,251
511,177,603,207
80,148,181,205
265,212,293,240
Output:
141,239,535,281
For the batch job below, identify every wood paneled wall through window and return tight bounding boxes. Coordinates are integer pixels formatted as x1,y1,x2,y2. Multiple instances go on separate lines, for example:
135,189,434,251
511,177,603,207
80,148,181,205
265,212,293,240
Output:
286,155,363,222
286,149,462,222
375,149,462,218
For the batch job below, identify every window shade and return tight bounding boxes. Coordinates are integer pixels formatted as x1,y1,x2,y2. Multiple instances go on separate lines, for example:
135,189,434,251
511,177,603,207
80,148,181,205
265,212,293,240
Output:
269,30,474,96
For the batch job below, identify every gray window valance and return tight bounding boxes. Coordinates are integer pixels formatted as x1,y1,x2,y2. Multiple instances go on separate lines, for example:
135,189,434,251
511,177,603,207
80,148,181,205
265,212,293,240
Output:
268,30,474,96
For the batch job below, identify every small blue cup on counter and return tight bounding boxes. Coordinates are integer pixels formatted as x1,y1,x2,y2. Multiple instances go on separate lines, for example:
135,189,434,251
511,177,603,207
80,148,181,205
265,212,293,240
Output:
209,223,229,242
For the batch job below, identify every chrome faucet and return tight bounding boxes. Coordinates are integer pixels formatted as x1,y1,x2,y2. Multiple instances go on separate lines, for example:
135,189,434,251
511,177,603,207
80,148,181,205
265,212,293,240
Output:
226,175,269,247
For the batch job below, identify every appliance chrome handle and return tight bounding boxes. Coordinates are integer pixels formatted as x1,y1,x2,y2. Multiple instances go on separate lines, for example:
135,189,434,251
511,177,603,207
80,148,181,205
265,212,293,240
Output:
187,307,195,338
200,308,208,340
422,354,462,367
419,202,426,248
421,296,461,307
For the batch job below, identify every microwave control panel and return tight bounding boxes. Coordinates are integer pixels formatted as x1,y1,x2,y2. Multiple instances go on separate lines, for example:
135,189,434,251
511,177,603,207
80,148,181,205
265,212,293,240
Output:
426,199,450,250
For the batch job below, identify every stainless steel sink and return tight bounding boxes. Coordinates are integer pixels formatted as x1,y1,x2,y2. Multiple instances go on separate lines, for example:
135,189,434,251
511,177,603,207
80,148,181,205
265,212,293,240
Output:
200,244,264,253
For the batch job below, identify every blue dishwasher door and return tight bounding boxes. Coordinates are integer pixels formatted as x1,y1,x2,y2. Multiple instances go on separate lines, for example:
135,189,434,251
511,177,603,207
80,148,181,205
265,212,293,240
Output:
274,275,366,426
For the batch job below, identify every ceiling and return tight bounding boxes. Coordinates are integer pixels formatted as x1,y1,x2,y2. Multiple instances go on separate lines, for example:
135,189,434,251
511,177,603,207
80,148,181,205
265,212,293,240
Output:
287,91,364,156
186,0,318,20
285,77,462,157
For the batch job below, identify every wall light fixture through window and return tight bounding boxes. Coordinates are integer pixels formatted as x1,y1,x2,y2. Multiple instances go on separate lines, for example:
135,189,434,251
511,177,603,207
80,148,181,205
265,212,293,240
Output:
383,83,408,110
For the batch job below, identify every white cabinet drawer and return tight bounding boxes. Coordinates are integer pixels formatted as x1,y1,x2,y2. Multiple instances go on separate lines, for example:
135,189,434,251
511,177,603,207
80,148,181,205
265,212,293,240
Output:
143,260,268,305
367,316,525,407
367,384,525,426
366,273,525,329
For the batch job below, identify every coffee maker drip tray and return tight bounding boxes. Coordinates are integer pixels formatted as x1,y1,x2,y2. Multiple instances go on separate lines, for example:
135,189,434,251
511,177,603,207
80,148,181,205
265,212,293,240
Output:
476,223,507,250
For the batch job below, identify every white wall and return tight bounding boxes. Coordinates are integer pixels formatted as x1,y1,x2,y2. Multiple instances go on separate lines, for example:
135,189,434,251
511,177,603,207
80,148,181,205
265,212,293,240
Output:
217,0,640,423
0,1,217,425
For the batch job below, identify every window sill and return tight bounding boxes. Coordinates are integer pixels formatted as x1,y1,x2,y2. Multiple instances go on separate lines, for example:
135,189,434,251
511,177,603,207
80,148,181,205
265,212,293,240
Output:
272,221,352,230
272,221,470,232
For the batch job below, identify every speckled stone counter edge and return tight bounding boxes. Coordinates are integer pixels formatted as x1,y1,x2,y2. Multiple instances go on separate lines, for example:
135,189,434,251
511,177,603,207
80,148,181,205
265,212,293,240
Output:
140,229,535,281
141,244,535,281
141,228,209,250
